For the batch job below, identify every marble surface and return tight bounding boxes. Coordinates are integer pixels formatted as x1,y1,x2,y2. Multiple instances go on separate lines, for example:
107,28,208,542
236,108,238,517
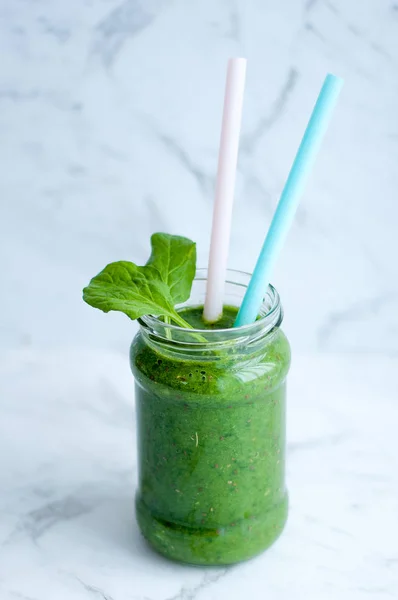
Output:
1,0,398,355
1,350,398,600
1,0,398,597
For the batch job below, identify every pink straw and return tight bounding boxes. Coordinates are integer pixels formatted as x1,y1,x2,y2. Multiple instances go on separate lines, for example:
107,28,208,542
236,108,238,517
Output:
203,57,247,323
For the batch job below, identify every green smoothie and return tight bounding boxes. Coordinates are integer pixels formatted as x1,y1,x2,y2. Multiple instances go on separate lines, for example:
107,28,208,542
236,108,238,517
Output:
130,305,291,565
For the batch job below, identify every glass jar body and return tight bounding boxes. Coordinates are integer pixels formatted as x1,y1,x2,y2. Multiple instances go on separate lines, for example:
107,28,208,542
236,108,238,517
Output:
130,271,291,565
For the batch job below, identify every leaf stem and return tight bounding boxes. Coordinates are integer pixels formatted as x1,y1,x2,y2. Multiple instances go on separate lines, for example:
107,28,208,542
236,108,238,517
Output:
164,315,172,340
170,312,208,343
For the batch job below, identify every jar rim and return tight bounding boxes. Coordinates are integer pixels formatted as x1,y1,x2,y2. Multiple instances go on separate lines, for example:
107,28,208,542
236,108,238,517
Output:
138,268,282,346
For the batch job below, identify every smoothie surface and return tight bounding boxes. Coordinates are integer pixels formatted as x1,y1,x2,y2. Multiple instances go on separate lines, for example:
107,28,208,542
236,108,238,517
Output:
177,305,238,329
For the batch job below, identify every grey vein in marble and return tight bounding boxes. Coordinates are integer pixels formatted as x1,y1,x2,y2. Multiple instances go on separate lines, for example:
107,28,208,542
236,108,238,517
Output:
76,578,115,600
14,495,97,542
225,0,241,42
325,0,340,15
304,0,320,12
37,16,71,43
370,41,395,63
93,0,168,67
165,570,228,600
9,593,39,600
240,68,299,156
158,133,214,197
312,2,395,65
0,89,40,102
304,21,327,42
317,293,398,350
242,174,272,212
347,23,362,37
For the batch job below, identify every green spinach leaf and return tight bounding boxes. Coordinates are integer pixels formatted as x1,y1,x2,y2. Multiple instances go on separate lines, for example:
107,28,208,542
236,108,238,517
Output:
146,233,196,304
82,233,197,330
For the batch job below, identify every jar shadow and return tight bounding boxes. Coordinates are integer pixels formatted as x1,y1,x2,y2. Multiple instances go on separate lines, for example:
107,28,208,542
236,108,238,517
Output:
78,491,215,571
80,495,233,575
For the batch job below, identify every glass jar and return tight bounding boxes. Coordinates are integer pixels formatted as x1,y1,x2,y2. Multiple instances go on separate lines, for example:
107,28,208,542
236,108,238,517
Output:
130,269,291,565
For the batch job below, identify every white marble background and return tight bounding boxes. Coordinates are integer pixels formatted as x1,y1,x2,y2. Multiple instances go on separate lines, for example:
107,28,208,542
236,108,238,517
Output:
1,0,398,599
1,0,398,354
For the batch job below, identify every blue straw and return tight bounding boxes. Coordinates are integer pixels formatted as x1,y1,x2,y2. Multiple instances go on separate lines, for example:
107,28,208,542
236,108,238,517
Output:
234,73,343,327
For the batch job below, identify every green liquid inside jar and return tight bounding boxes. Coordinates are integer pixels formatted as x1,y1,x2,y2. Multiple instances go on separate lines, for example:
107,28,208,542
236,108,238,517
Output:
130,304,290,565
